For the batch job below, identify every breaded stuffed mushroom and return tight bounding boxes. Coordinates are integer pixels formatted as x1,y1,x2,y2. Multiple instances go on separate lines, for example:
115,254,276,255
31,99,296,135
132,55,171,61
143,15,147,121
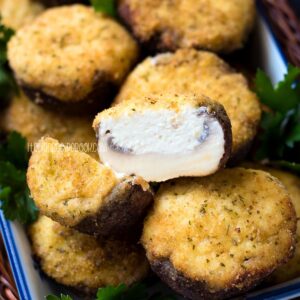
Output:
115,49,261,163
27,138,153,238
142,168,296,300
118,0,255,53
8,5,139,113
243,164,300,284
29,216,149,293
0,0,44,30
264,169,300,284
94,93,232,182
1,92,97,158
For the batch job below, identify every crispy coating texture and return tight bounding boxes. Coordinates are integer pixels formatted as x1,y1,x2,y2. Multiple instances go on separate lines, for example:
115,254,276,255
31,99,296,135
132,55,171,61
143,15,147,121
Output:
142,168,296,299
27,138,118,227
75,175,154,239
266,169,300,284
96,93,228,120
118,0,255,53
243,164,300,284
114,50,261,162
1,93,97,158
27,137,153,237
29,216,149,292
0,0,44,30
8,5,139,102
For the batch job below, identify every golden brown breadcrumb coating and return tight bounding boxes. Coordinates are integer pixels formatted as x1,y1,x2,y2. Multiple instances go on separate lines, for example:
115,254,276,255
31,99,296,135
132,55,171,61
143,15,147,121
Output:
27,137,153,238
142,168,296,299
1,93,97,158
29,216,149,292
8,5,138,103
115,49,261,162
242,164,300,284
118,0,255,53
265,169,300,284
27,137,118,227
0,0,44,30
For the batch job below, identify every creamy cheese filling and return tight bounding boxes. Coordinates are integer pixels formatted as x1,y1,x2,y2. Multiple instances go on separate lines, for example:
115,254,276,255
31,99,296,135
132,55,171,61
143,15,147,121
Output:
98,107,225,182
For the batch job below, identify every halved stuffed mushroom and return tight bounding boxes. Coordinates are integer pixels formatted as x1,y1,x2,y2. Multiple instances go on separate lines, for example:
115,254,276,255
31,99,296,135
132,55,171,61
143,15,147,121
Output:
27,137,153,238
94,93,232,182
142,168,296,300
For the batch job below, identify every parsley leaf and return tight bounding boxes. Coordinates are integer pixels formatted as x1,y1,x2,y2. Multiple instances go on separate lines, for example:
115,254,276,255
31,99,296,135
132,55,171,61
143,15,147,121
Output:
90,0,116,17
0,17,17,104
97,283,148,300
0,132,38,224
254,65,300,174
255,65,300,113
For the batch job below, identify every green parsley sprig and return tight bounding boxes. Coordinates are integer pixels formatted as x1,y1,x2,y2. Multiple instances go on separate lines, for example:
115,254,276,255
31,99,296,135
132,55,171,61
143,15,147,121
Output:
254,65,300,173
0,131,38,224
0,17,17,105
90,0,116,17
47,283,177,300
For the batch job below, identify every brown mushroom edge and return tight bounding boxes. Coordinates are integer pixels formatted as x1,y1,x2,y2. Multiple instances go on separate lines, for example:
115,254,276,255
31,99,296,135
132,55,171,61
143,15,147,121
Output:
228,137,255,167
35,0,89,7
207,102,232,170
117,2,250,54
149,249,295,300
117,1,179,54
18,72,118,115
74,177,154,240
30,254,98,296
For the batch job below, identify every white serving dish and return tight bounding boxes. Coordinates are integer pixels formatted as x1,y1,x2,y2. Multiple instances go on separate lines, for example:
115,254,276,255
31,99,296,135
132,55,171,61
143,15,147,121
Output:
1,8,299,300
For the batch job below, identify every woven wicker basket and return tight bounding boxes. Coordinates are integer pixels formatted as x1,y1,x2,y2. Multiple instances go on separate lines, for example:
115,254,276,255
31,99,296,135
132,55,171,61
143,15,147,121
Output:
0,236,18,300
0,0,299,299
261,0,300,66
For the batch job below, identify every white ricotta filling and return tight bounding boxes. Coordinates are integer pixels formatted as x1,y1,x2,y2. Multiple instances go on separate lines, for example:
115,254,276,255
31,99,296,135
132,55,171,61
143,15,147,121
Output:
98,107,225,182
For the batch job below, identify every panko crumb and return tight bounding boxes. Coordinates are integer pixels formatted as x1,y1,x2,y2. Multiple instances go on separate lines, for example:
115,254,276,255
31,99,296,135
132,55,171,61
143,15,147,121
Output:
29,216,149,292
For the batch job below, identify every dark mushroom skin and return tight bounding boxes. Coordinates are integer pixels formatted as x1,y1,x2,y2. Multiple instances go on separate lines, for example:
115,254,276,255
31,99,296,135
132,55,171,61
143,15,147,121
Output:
75,176,154,239
35,0,89,7
19,72,117,115
150,258,292,300
118,1,175,55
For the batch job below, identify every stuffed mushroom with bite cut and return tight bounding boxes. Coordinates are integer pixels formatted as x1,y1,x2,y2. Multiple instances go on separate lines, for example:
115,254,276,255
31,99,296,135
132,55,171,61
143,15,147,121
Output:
27,137,153,238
